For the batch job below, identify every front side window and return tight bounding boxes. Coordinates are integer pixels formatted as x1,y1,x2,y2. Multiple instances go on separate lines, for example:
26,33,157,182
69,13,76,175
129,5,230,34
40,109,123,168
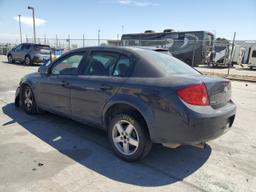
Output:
51,53,84,75
113,55,131,77
15,44,23,51
85,52,119,76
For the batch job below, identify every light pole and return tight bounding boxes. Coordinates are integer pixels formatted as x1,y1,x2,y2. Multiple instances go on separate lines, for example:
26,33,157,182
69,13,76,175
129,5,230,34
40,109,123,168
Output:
18,15,22,43
98,29,100,45
122,25,124,34
28,6,36,43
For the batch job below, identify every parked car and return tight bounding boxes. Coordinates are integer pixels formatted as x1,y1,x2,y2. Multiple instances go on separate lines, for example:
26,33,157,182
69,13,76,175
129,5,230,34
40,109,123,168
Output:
50,48,65,61
7,43,51,65
14,46,236,161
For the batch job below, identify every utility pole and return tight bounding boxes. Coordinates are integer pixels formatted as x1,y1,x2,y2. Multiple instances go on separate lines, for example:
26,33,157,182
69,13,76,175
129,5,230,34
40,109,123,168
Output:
68,34,71,50
122,25,124,34
228,32,236,76
18,15,22,43
44,34,46,45
28,6,36,43
56,34,58,48
98,29,101,45
83,34,85,47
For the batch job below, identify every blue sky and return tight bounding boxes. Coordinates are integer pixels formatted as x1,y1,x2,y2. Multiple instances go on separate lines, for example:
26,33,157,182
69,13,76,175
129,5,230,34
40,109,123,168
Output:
0,0,256,43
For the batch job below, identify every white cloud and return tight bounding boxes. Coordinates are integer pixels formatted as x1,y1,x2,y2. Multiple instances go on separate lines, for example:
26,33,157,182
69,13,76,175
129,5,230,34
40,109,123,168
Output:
14,16,47,27
117,0,158,6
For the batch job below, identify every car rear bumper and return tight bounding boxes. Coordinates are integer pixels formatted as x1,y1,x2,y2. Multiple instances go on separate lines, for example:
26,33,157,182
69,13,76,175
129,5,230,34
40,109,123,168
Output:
151,101,236,145
32,54,50,64
184,102,236,144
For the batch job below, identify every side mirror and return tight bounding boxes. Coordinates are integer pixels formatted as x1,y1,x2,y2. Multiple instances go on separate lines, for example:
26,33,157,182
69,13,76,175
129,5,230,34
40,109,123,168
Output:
38,64,50,75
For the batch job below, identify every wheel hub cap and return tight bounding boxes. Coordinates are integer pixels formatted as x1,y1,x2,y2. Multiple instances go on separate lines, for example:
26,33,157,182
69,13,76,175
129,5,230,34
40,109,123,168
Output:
24,88,32,109
112,120,139,156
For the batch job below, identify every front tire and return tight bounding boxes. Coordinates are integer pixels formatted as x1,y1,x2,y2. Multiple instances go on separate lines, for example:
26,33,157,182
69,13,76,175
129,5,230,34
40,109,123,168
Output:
108,113,152,161
21,85,37,114
7,55,14,63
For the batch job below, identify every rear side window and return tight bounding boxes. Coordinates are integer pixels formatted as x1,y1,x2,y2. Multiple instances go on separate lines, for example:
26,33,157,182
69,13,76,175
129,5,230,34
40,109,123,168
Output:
137,49,200,75
113,55,131,77
23,44,31,50
85,52,119,76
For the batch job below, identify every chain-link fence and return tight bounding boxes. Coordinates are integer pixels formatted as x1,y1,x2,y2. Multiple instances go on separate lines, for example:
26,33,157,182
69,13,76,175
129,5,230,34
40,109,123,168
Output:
0,38,255,73
0,44,16,55
25,37,121,49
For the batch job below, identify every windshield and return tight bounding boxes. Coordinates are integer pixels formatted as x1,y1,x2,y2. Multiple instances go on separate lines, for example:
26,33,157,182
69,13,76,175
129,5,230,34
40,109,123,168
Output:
136,49,200,75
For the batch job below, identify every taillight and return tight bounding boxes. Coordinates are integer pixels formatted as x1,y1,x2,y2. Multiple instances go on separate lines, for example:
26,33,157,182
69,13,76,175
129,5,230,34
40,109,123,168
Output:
177,83,209,106
33,47,41,51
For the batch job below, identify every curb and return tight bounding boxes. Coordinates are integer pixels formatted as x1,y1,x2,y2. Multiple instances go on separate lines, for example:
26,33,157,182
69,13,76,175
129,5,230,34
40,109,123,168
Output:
201,71,256,83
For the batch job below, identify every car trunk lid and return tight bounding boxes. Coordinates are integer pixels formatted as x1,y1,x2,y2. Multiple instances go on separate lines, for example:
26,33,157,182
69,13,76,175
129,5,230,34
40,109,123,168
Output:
202,77,231,109
163,75,231,108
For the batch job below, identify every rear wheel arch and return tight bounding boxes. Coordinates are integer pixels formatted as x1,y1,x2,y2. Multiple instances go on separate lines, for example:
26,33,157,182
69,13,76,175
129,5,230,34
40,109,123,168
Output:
103,101,153,138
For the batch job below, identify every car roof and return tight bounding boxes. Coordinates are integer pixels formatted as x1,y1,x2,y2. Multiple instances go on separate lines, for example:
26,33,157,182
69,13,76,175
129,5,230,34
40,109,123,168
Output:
62,46,166,77
21,43,50,47
70,46,162,55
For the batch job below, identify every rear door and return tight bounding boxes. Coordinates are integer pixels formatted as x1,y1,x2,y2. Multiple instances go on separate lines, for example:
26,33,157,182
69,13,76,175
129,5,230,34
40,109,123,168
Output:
20,44,31,60
37,52,86,115
70,51,132,124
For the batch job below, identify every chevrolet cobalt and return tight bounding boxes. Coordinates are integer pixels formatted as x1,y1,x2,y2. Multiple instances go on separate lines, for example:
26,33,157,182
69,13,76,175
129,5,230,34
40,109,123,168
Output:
15,46,236,161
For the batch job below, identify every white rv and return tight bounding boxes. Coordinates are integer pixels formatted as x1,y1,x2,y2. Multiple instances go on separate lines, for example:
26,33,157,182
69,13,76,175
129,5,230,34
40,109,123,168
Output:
232,45,246,65
247,45,256,69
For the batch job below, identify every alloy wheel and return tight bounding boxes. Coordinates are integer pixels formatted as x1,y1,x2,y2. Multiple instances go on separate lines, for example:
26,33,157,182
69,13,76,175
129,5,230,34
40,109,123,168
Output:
25,57,31,65
112,120,139,156
24,87,33,110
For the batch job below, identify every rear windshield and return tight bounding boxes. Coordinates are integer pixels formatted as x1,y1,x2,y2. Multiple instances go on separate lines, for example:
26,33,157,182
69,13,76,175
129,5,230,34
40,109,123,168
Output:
136,49,200,75
34,44,50,50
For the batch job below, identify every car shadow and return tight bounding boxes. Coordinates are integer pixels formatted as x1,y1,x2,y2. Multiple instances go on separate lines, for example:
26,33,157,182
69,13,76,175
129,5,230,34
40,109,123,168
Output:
2,103,212,187
2,61,41,67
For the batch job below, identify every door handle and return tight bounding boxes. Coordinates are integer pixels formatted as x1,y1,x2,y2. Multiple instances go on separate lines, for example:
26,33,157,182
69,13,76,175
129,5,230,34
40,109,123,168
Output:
61,80,69,87
100,84,112,91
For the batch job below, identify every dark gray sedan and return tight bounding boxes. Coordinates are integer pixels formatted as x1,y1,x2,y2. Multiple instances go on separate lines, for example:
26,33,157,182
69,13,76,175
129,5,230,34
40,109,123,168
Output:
15,46,236,161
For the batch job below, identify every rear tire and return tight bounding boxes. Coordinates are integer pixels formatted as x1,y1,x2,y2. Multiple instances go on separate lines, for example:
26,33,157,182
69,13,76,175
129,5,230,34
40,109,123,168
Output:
21,85,37,114
24,56,32,66
108,113,152,161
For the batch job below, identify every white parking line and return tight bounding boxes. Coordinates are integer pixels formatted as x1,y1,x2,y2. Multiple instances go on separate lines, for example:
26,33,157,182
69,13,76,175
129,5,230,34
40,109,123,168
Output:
7,90,16,93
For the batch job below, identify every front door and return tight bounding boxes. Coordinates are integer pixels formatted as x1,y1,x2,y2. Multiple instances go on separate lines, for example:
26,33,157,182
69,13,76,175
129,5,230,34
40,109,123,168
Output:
13,44,23,61
36,52,86,115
